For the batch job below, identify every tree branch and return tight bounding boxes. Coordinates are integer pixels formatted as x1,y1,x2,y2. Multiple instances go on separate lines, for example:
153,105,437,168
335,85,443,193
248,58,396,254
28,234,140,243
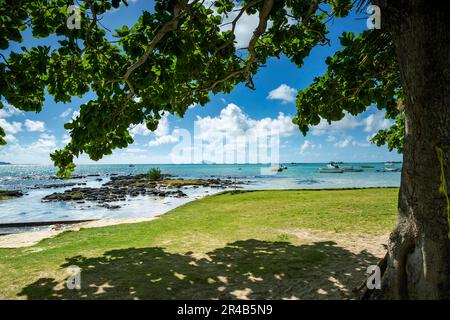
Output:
209,0,263,64
121,0,190,98
243,0,274,88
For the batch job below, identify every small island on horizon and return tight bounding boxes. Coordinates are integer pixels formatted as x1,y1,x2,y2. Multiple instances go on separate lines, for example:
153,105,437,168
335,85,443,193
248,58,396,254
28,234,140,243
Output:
0,161,12,165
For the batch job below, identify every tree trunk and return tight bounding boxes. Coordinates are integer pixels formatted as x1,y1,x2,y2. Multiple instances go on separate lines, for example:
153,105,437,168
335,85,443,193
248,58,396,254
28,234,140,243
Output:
375,0,450,299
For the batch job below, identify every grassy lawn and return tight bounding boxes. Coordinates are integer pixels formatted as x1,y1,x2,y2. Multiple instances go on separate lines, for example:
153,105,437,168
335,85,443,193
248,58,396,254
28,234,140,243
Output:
0,188,398,300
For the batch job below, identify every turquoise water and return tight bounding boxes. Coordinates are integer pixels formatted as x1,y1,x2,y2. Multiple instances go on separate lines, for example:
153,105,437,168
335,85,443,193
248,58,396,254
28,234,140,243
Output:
0,163,401,227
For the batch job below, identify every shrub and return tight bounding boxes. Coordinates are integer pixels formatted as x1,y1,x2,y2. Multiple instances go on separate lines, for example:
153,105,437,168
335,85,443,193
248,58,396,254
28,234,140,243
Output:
147,168,163,181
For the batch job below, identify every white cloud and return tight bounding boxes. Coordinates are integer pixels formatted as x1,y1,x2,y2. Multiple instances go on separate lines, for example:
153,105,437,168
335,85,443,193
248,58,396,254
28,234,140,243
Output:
59,108,73,118
195,103,295,140
0,118,22,134
0,134,58,164
148,115,179,146
0,103,23,118
0,110,23,144
190,103,296,163
127,147,147,153
24,119,45,132
334,136,369,148
130,123,151,136
311,109,393,137
300,140,314,154
220,9,261,48
363,111,391,132
334,137,352,148
28,134,57,154
203,0,272,49
366,134,376,143
149,135,178,146
267,84,297,104
326,135,336,142
62,133,71,145
311,112,361,136
72,110,80,120
129,115,179,147
4,134,17,143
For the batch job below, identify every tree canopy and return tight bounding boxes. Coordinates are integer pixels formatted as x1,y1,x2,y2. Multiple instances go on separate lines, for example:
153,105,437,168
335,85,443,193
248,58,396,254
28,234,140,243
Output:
0,0,403,176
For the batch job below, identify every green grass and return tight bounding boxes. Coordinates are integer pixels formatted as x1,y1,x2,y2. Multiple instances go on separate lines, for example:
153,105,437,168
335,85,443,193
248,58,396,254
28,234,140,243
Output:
0,188,398,300
0,195,12,200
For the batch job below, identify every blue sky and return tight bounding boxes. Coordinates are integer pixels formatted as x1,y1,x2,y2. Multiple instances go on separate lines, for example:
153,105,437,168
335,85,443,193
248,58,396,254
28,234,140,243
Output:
0,1,402,165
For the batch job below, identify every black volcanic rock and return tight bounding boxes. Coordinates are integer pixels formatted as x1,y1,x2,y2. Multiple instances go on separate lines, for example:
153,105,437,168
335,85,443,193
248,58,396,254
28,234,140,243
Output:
40,174,245,209
29,182,87,189
0,190,23,198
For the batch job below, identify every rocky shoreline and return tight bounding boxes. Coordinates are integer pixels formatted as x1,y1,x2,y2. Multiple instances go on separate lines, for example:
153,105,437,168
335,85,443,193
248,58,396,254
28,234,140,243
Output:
40,174,244,209
29,182,88,189
0,190,23,199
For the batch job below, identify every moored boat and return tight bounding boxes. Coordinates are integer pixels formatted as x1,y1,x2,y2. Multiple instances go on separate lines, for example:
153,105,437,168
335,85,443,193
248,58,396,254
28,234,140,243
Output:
319,168,344,173
271,165,283,172
341,166,363,172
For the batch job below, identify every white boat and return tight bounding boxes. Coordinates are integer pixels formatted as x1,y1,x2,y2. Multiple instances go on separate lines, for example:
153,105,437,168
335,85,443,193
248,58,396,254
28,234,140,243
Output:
327,162,340,168
271,165,283,172
384,161,401,166
384,167,401,172
319,162,344,173
270,164,288,172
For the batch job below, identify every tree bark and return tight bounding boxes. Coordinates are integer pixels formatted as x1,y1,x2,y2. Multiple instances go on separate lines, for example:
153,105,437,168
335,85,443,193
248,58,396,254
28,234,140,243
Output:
374,0,450,299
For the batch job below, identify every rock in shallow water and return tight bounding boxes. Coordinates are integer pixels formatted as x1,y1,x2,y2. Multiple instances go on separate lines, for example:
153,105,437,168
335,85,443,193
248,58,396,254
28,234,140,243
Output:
0,190,24,198
40,174,245,209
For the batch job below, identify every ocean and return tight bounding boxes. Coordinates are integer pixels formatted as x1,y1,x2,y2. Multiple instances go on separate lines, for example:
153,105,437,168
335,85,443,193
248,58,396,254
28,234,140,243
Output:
0,163,401,230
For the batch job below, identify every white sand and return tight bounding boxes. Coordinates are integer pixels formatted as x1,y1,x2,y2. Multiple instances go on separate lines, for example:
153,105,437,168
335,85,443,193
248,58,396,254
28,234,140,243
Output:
0,217,157,248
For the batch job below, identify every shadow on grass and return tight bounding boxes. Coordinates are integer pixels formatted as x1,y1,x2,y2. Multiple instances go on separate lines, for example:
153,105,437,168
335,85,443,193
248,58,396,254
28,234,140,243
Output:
18,239,378,299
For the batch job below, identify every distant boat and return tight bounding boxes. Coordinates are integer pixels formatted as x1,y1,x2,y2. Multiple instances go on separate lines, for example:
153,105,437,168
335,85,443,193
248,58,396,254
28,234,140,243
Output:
319,162,346,173
341,166,363,172
328,162,339,169
319,168,344,173
129,164,135,167
200,160,216,165
271,165,283,172
384,161,401,166
360,165,374,168
377,167,401,172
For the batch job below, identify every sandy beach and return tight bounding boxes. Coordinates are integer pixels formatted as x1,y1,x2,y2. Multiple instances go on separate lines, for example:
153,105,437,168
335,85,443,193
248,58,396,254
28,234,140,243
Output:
0,217,158,248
